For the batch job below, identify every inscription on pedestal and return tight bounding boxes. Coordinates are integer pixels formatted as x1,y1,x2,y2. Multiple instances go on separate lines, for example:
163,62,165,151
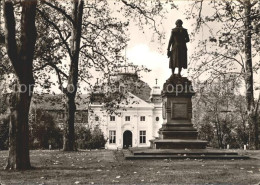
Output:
171,103,187,119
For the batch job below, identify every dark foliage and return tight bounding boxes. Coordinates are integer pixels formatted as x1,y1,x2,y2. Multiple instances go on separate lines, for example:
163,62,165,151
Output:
29,109,63,149
0,116,9,150
75,125,106,149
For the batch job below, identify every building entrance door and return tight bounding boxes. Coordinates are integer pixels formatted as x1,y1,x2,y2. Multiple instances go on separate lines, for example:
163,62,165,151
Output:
123,130,132,149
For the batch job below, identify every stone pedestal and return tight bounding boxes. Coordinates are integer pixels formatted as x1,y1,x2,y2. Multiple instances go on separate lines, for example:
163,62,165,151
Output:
150,74,207,149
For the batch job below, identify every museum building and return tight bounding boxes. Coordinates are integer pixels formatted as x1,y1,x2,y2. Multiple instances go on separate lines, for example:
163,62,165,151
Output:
88,71,163,149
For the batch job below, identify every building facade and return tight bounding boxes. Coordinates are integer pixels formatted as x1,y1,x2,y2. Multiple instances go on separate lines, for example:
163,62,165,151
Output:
88,72,162,149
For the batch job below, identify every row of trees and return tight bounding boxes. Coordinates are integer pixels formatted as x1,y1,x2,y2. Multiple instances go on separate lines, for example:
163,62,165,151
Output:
193,75,253,149
187,0,259,149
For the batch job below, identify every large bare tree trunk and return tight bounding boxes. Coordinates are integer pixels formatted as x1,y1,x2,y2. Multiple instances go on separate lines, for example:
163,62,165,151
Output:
7,82,34,170
244,0,256,149
63,0,83,151
4,0,37,170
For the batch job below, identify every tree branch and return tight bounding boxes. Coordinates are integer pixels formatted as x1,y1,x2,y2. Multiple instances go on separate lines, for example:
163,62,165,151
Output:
41,0,75,25
36,8,73,60
120,0,160,35
3,1,18,66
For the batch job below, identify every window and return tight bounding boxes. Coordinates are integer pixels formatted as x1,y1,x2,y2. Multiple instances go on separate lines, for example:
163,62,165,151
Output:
125,116,130,121
156,117,159,121
140,116,145,121
109,130,116,144
140,131,146,144
95,116,99,121
110,116,115,121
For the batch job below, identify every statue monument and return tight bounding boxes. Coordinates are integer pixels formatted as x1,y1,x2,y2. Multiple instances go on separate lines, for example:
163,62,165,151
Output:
125,19,248,160
167,19,189,76
150,19,207,149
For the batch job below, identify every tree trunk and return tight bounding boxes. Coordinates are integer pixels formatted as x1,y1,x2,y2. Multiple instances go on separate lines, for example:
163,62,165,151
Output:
252,115,259,149
63,94,76,151
3,0,37,170
62,0,83,151
6,83,33,170
244,0,255,149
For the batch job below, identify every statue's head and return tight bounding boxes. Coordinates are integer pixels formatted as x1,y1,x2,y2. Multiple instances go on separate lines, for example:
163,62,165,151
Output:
175,19,183,27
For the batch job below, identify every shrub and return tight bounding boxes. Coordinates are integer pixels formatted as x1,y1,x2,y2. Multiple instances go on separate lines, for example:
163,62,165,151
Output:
29,109,63,149
75,125,106,149
75,124,92,149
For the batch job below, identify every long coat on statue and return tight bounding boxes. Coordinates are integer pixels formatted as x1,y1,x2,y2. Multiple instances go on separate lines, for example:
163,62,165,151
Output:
168,27,190,69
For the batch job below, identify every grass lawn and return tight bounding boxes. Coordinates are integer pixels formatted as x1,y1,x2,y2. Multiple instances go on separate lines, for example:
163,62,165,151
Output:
0,149,260,184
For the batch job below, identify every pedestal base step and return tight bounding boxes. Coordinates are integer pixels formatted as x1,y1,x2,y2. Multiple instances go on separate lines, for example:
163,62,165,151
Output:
125,155,249,160
151,139,207,149
124,148,249,160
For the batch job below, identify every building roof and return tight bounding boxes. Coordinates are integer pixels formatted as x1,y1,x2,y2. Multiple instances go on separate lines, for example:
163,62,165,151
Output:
90,92,154,110
31,94,90,111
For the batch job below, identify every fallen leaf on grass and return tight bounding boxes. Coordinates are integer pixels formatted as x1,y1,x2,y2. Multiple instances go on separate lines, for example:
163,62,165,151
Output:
96,169,102,172
75,181,80,184
116,176,121,179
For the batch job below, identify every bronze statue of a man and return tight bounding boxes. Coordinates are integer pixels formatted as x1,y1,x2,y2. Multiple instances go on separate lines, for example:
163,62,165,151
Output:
167,19,190,76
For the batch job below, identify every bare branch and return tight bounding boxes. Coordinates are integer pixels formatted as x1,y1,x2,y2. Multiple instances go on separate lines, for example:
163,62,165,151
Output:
120,0,160,35
41,0,75,25
36,8,73,60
